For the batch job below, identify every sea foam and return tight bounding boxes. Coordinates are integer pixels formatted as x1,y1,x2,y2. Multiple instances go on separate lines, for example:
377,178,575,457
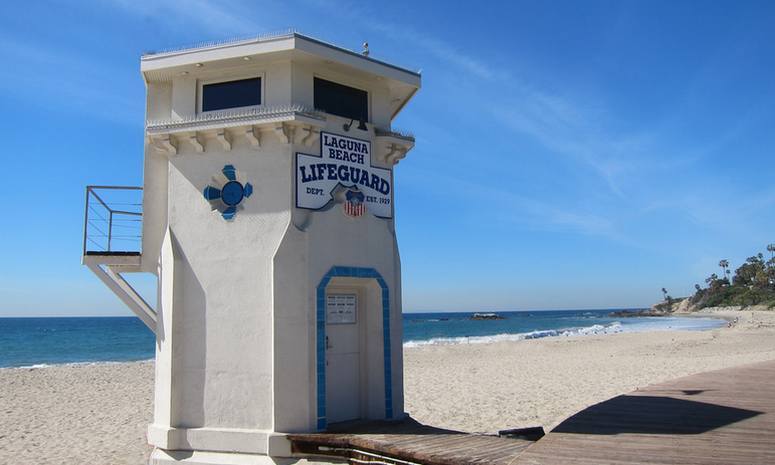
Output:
7,359,154,370
403,321,624,347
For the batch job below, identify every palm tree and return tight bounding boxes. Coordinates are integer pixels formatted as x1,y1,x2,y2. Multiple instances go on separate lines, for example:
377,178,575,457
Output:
719,259,730,283
661,287,668,301
767,244,775,261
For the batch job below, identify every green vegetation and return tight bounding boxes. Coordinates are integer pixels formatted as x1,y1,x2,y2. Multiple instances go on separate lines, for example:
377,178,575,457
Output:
688,244,775,309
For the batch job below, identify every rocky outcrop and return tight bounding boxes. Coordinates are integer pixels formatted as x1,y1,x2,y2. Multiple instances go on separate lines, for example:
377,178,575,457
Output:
609,309,668,317
650,297,692,314
610,298,694,317
471,313,505,320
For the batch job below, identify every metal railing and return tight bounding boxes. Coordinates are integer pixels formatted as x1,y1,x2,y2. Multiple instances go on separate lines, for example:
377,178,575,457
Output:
374,126,415,141
82,186,143,255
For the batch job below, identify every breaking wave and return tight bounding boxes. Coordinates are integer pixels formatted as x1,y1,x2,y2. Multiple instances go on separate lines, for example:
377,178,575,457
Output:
6,359,153,370
404,322,624,348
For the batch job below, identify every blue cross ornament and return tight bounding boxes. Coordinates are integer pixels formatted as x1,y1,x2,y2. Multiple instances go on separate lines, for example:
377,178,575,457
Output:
203,165,253,220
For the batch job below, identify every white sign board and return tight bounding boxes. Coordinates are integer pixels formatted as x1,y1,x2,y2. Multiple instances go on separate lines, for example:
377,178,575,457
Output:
326,294,357,324
296,132,392,218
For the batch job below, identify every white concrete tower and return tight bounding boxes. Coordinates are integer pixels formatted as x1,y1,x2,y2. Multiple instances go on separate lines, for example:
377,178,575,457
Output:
94,33,420,464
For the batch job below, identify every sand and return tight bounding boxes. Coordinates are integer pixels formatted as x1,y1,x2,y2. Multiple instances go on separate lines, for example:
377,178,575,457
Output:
1,309,774,464
0,361,154,464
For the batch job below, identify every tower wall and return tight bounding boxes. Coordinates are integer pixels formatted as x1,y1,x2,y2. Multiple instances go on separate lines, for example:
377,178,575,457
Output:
138,33,419,463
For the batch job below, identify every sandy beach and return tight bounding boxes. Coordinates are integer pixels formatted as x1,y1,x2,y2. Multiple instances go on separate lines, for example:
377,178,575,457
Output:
2,309,774,465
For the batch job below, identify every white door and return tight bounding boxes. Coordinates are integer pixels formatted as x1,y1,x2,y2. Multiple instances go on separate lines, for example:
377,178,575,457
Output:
325,293,361,423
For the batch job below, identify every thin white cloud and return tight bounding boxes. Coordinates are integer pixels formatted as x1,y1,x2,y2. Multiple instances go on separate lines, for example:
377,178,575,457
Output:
489,98,630,197
107,0,257,35
363,22,499,81
301,0,500,80
0,39,141,124
403,168,625,242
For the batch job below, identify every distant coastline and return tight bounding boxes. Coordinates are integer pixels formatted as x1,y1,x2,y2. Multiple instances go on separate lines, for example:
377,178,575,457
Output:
651,244,775,315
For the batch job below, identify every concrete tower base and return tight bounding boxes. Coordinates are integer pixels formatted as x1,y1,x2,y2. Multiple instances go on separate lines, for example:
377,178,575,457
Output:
150,449,346,465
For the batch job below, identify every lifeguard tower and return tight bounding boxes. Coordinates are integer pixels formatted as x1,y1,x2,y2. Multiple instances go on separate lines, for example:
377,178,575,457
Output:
82,32,420,464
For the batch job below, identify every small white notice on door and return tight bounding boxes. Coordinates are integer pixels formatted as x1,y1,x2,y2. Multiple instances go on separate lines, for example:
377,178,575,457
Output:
326,294,357,324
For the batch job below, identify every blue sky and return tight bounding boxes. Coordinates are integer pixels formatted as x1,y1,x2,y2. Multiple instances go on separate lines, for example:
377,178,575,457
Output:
1,1,774,316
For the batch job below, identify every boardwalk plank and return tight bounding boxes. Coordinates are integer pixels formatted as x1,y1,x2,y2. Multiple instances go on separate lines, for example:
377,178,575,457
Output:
513,360,775,465
288,418,532,464
288,361,775,465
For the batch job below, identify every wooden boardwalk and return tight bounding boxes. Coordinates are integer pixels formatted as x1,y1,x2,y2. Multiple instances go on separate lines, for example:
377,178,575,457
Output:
514,360,775,465
289,360,775,464
288,418,534,465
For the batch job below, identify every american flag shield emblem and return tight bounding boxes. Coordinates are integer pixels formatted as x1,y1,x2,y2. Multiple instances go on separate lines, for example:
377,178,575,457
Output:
343,189,366,217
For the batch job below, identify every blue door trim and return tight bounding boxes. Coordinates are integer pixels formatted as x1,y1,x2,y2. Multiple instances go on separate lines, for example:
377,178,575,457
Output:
316,266,393,430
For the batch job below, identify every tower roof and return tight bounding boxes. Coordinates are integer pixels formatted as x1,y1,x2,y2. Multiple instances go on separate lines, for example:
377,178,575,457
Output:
141,32,421,120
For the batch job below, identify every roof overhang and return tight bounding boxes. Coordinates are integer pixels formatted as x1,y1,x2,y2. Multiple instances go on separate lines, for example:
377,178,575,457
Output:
141,32,421,120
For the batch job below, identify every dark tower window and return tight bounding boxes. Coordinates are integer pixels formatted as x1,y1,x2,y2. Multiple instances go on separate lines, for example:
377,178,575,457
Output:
314,77,368,122
202,78,261,112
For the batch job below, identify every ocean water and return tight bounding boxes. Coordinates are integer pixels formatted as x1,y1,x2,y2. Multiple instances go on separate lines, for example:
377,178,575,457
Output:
0,317,155,368
0,310,724,368
403,310,724,347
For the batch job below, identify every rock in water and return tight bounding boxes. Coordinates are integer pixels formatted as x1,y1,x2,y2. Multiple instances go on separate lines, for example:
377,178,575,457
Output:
471,313,505,320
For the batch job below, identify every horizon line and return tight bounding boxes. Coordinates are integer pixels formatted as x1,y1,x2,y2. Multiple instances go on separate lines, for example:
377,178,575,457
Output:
0,306,650,318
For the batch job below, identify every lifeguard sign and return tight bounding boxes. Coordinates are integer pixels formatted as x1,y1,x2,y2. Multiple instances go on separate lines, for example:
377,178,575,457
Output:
83,32,420,465
297,132,393,218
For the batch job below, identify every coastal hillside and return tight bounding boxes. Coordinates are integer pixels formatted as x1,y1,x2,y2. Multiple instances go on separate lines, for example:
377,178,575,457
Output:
655,243,775,313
